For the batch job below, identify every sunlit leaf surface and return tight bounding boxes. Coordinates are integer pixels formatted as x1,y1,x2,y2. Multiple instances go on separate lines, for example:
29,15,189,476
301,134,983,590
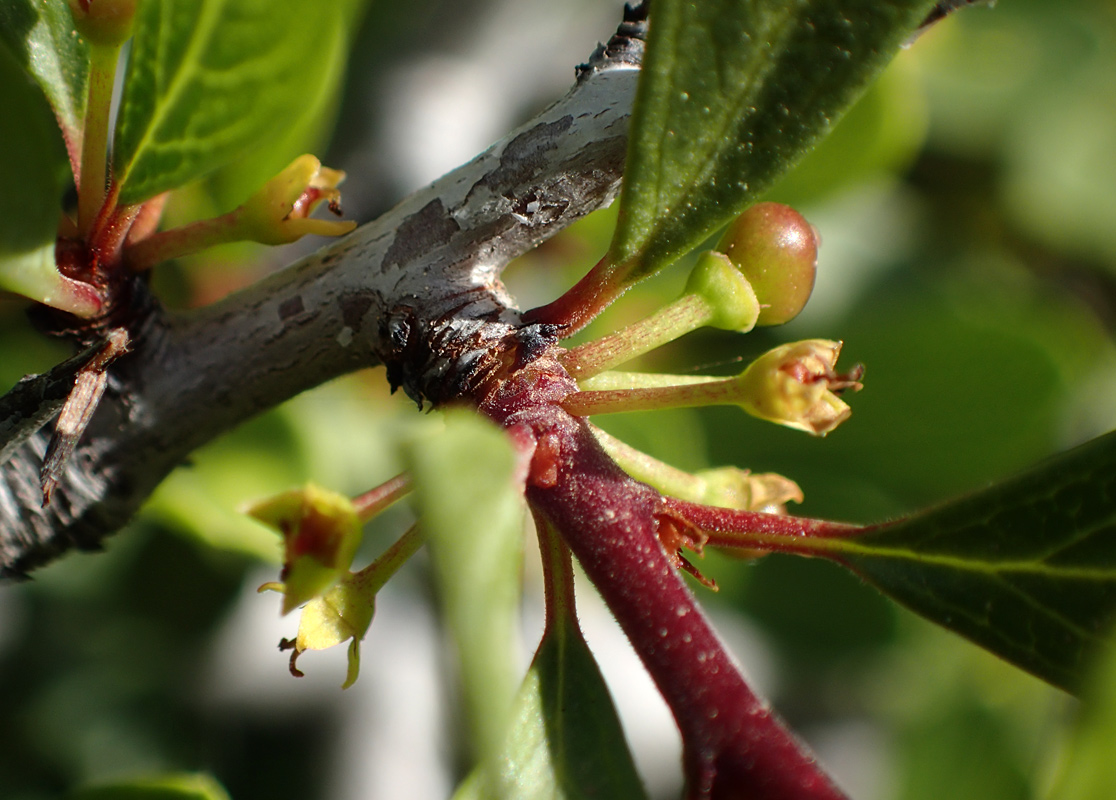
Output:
113,0,359,205
0,0,88,146
610,0,938,282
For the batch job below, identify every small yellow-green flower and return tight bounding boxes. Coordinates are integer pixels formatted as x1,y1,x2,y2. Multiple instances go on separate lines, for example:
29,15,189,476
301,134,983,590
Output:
736,340,862,435
282,574,375,689
248,483,362,614
241,155,357,245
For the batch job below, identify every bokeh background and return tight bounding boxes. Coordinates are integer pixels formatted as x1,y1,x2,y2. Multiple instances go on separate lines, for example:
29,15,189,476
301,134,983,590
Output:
4,0,1116,797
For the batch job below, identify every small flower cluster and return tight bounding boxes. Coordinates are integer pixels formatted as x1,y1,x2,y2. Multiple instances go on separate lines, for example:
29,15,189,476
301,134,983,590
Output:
561,203,860,436
249,477,416,689
552,202,862,570
2,0,357,314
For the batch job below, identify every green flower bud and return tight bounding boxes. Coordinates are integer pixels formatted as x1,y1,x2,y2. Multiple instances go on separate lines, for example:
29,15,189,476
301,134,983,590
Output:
717,202,818,326
684,251,761,333
589,424,801,512
696,467,804,512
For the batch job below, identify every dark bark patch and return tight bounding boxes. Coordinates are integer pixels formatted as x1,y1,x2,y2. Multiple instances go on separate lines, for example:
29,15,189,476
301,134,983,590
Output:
480,117,574,195
278,296,306,321
339,293,374,333
382,199,461,270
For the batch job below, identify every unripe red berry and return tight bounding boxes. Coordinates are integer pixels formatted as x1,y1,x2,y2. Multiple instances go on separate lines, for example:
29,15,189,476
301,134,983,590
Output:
716,202,818,326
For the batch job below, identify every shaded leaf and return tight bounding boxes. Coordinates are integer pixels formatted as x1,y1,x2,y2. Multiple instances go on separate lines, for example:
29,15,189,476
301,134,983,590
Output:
113,0,359,205
407,411,525,763
481,619,649,800
0,0,88,151
0,40,69,283
69,772,231,800
824,430,1116,694
609,0,938,281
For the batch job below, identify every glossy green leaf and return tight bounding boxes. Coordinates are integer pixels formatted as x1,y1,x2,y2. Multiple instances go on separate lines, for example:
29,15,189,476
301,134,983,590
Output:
0,0,87,150
609,0,938,282
113,0,360,205
202,0,362,215
481,619,649,800
69,772,231,800
819,430,1116,694
407,411,525,763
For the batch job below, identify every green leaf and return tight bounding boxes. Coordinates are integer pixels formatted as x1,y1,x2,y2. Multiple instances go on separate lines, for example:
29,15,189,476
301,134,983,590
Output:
0,0,88,151
201,0,363,215
69,772,231,800
480,620,649,800
767,52,928,207
112,0,361,206
0,40,68,256
406,411,525,764
816,430,1116,694
609,0,938,282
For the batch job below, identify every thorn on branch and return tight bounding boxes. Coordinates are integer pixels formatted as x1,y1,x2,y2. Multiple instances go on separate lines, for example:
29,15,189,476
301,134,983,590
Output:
40,328,130,506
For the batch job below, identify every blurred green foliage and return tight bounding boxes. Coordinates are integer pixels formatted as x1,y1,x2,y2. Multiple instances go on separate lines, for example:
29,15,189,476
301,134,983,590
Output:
4,0,1116,798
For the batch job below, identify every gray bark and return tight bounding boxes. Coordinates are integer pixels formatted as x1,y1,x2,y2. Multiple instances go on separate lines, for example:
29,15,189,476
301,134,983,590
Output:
0,8,647,577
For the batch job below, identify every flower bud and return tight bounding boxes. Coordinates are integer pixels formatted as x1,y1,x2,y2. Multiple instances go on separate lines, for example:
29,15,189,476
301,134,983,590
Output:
240,155,357,245
683,251,761,333
68,0,137,47
717,203,818,326
561,251,761,379
696,468,804,512
736,340,862,435
248,484,362,615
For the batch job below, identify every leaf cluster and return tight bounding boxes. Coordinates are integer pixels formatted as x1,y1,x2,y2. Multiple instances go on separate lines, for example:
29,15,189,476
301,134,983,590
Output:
4,0,1116,798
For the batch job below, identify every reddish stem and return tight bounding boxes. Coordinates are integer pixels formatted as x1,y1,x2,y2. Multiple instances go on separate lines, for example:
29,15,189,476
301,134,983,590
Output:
351,472,413,522
480,359,847,800
523,256,625,336
93,202,142,268
126,193,169,246
663,497,864,557
123,210,243,273
534,512,580,638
